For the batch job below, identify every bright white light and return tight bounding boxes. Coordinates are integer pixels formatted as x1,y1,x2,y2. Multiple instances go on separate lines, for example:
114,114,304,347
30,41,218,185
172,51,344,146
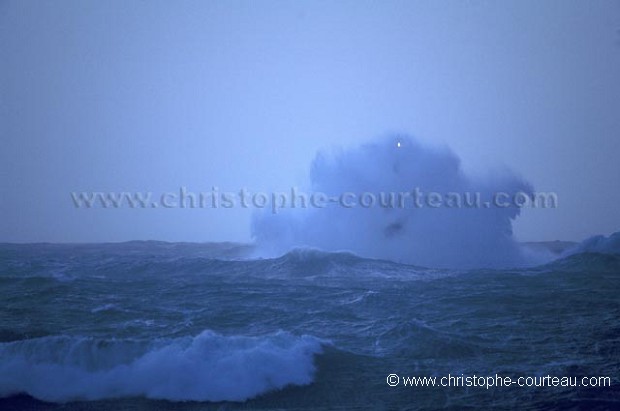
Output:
397,141,401,148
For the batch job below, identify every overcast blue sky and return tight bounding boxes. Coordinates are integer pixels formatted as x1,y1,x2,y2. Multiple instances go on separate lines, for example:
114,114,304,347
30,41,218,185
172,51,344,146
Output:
1,0,619,243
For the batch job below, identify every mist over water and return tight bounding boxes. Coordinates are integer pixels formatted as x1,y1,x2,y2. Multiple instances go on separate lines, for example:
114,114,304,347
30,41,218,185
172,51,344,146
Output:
253,136,536,269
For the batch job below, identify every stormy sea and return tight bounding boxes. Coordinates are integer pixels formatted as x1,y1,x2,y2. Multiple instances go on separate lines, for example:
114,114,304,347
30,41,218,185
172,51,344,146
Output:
1,237,619,411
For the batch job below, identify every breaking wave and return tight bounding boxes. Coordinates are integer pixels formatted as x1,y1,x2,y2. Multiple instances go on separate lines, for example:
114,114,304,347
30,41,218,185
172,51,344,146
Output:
0,330,325,403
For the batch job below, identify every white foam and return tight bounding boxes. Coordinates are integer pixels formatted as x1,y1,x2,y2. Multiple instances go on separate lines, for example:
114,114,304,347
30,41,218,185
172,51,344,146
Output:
90,303,119,313
0,330,324,402
567,231,620,256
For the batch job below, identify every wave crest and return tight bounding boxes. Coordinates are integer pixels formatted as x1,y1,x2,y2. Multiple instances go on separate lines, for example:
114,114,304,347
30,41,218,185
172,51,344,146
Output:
0,330,324,403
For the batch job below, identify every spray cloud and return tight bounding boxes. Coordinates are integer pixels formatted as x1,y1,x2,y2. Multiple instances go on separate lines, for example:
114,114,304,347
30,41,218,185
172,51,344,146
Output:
252,135,534,269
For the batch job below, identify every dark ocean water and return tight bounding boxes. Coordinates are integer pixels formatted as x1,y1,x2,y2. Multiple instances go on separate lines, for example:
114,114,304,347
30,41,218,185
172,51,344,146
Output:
0,242,619,410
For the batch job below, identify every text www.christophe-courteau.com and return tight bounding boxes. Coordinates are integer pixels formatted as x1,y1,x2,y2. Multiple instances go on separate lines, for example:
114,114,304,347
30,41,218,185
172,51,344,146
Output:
386,374,612,389
71,187,558,213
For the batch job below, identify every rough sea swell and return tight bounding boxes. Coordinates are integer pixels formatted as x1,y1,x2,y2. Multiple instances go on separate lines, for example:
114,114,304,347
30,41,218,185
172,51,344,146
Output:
1,241,619,410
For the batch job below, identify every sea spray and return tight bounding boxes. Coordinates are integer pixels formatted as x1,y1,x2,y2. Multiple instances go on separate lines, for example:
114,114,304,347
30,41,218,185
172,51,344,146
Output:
252,135,534,268
0,330,324,402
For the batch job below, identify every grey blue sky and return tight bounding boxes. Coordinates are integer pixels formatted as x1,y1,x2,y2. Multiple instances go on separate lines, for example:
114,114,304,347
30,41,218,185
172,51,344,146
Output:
1,0,619,243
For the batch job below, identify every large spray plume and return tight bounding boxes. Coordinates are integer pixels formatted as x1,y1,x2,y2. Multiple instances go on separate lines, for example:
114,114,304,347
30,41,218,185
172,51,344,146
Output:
252,135,534,269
